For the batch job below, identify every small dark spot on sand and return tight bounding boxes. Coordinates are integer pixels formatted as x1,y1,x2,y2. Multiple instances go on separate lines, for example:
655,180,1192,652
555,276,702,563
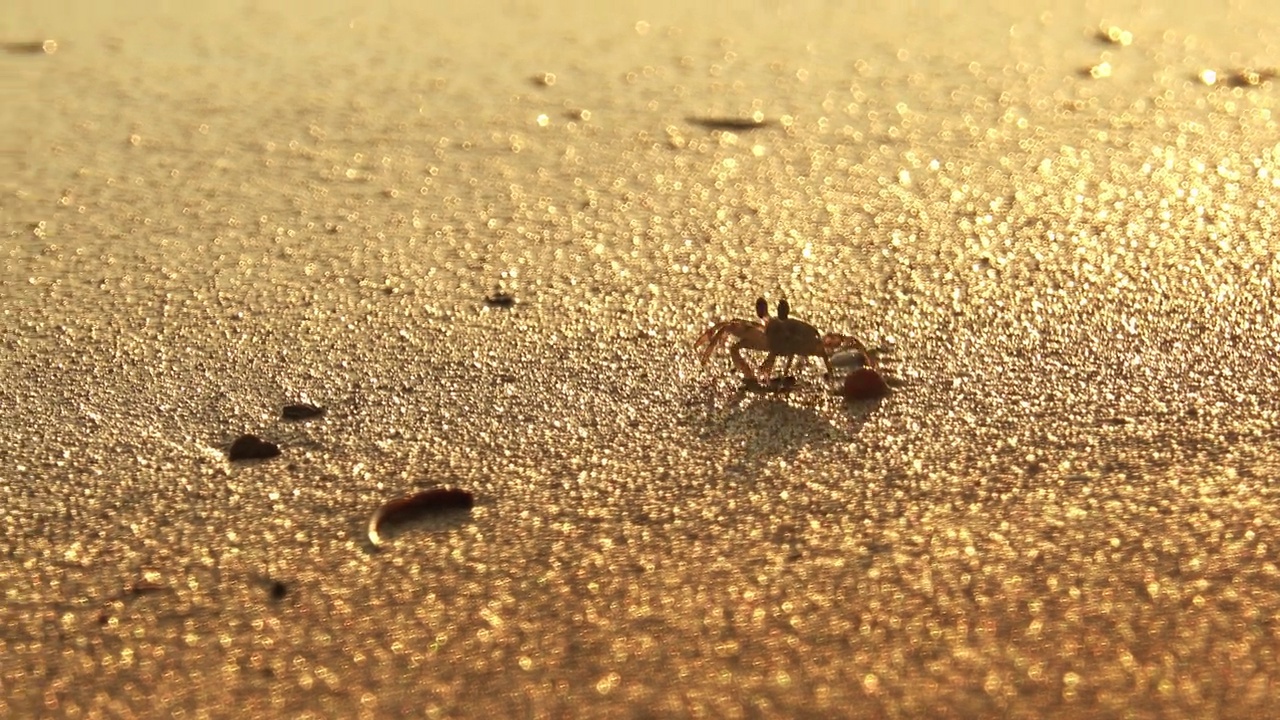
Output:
1079,62,1112,79
124,582,168,597
1224,68,1276,88
498,373,517,383
686,116,772,131
281,403,325,420
485,291,517,308
268,580,288,600
3,40,56,55
228,434,280,461
1094,26,1133,46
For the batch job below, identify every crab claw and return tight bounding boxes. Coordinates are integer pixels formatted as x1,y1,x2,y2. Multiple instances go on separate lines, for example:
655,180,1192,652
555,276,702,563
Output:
823,333,873,368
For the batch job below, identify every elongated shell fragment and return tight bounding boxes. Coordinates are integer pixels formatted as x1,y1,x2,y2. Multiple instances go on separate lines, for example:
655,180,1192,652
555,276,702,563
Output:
367,487,475,549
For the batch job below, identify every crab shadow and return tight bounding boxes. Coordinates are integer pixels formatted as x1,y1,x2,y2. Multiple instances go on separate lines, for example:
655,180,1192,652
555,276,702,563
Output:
683,377,885,461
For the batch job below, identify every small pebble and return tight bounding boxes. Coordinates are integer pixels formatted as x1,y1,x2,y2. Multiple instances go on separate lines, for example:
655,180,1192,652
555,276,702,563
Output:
281,403,325,420
485,292,517,308
841,368,890,401
228,434,280,461
2,40,57,55
686,115,771,131
268,580,288,600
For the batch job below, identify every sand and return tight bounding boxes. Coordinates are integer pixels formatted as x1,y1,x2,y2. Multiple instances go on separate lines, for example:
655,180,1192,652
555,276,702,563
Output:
5,1,1280,717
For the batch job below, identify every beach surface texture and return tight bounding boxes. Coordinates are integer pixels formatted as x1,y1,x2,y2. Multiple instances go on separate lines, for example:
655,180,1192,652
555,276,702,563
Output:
4,1,1280,717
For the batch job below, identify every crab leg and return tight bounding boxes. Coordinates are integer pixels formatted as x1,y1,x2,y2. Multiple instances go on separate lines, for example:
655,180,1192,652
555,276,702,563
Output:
694,322,750,363
758,353,786,382
729,341,758,378
694,319,770,380
692,325,725,363
818,354,835,378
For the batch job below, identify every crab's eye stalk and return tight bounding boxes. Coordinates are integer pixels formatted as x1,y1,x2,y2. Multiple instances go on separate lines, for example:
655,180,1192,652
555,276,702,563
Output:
755,297,768,319
777,298,790,320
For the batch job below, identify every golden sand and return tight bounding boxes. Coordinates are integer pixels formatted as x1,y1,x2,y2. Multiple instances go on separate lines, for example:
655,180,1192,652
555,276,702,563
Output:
4,1,1280,716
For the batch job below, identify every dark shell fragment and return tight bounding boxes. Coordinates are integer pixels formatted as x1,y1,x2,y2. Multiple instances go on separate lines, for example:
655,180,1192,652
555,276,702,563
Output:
228,434,280,461
281,403,325,420
484,291,517,308
368,487,475,549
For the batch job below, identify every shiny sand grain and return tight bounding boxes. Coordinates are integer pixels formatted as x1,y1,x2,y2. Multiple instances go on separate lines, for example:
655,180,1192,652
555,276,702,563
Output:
4,1,1280,717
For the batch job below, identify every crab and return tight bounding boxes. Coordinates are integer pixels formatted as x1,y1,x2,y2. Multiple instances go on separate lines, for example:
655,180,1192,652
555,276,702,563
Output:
694,297,873,383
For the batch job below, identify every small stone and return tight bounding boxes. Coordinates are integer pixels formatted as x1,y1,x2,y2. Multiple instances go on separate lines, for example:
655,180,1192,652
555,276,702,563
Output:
228,434,280,461
1095,26,1133,47
268,580,288,600
2,40,57,55
686,115,772,131
281,403,325,420
841,368,890,401
484,291,517,308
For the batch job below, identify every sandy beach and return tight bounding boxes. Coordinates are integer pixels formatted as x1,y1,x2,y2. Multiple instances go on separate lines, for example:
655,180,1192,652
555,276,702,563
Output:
5,0,1280,716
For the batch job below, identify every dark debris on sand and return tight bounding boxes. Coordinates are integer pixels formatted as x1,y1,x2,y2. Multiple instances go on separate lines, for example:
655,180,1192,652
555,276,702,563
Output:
840,368,891,401
281,403,325,420
228,434,281,461
368,487,476,550
484,291,517,308
686,116,773,131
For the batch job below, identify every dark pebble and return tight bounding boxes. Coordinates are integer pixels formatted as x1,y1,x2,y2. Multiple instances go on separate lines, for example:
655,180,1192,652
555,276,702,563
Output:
1224,69,1276,88
228,434,280,461
368,487,476,549
484,291,517,308
841,368,891,401
268,580,288,600
3,40,55,55
686,116,772,131
281,403,325,420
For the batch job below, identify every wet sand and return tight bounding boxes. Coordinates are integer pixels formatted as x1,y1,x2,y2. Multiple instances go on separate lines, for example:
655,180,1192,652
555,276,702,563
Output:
5,1,1280,717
